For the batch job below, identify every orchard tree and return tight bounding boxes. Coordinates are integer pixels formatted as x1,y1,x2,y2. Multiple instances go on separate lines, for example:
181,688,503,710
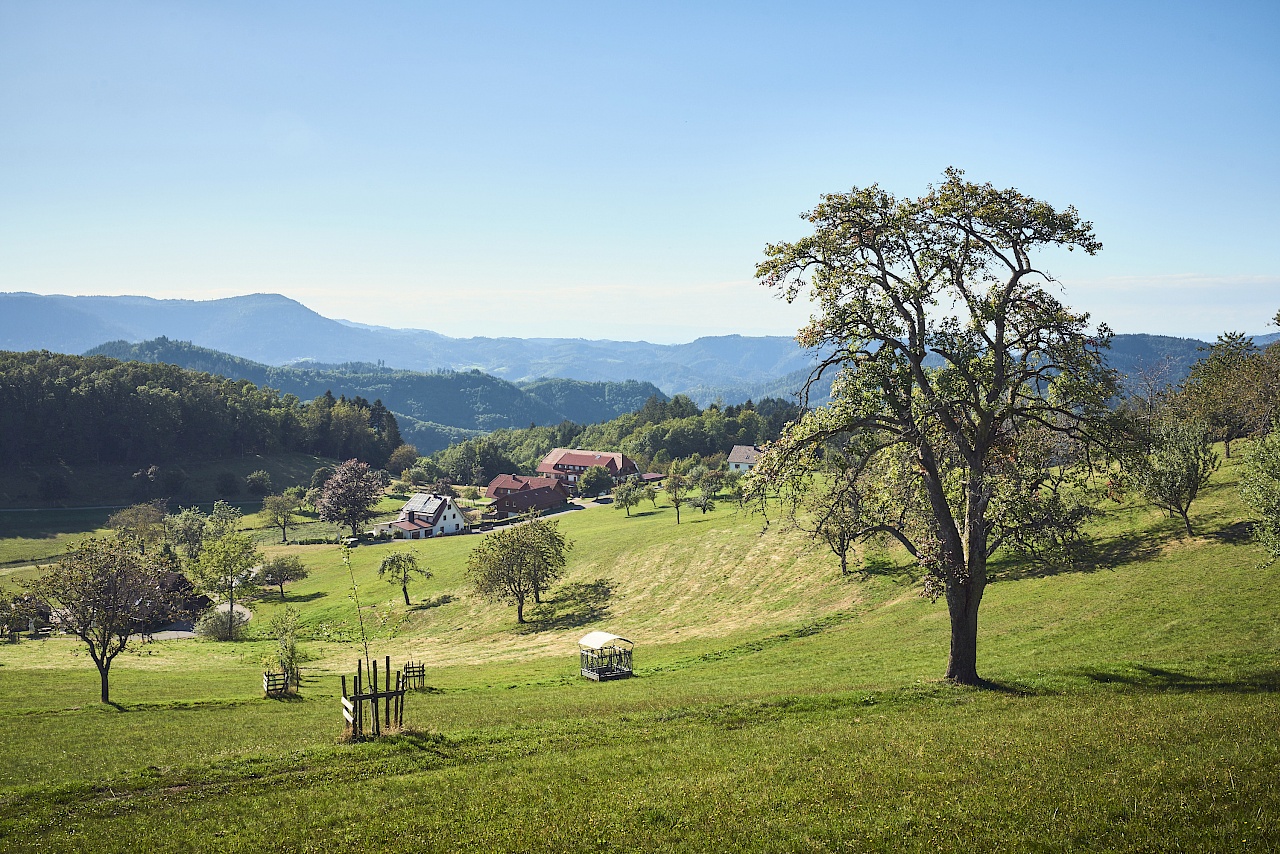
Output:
1136,418,1219,536
612,480,641,517
259,554,310,599
107,501,167,554
262,493,300,544
192,530,262,641
467,518,572,623
664,463,690,524
1240,430,1280,562
29,536,182,703
379,550,432,606
577,465,614,498
754,169,1118,685
1181,332,1262,458
316,459,383,536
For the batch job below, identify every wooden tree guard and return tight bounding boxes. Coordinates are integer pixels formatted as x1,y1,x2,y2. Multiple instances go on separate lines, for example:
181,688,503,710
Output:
403,660,426,690
263,671,290,697
341,655,406,739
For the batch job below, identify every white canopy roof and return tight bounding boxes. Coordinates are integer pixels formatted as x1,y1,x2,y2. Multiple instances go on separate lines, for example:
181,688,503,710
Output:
578,631,632,650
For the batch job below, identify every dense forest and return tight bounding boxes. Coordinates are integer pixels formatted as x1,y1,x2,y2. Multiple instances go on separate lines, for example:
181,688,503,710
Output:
86,338,668,451
0,350,403,469
422,394,802,485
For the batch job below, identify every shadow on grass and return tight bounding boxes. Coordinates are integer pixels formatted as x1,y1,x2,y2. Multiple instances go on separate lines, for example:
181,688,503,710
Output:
520,578,615,633
278,591,326,603
989,528,1166,584
410,594,456,611
1211,520,1255,545
1078,664,1280,694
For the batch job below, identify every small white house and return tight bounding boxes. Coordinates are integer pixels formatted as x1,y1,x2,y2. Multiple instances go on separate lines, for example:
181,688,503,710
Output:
371,493,469,539
727,444,764,473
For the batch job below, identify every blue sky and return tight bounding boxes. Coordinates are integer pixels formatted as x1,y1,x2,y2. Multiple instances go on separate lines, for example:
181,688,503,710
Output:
2,1,1277,343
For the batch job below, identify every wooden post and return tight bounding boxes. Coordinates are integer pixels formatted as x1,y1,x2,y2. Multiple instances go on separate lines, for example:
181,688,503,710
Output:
356,660,364,738
384,656,392,730
371,658,380,737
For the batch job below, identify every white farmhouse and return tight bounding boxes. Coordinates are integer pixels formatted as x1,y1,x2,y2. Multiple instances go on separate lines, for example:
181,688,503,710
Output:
727,444,764,473
371,492,469,539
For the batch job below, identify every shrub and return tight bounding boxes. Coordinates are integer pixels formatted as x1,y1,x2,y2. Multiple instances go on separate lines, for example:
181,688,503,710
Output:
245,470,273,496
195,607,250,641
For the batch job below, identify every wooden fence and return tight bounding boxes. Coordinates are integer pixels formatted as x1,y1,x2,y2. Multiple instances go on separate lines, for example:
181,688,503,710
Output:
403,661,426,690
341,656,405,739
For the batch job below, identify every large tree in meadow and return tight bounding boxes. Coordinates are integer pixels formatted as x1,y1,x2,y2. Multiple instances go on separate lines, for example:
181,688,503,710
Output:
29,536,183,703
316,459,383,536
753,169,1118,685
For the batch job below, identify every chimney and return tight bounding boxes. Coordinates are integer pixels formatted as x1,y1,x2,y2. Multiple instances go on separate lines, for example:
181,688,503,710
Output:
407,510,415,523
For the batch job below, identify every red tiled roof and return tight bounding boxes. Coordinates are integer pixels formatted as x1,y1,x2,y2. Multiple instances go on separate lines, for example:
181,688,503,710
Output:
491,486,568,516
484,474,566,499
536,448,637,477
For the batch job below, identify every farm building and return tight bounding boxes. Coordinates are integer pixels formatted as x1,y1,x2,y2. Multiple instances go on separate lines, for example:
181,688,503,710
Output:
536,448,639,486
371,492,469,539
727,444,764,472
489,485,569,519
484,474,570,501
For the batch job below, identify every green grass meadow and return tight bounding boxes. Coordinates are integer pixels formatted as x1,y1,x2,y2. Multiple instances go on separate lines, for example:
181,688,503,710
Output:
0,448,1277,851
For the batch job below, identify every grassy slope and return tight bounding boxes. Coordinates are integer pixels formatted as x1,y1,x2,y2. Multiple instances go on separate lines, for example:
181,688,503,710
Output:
0,449,1276,851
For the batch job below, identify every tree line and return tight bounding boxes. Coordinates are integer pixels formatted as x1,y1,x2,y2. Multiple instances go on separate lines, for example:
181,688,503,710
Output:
0,351,404,469
417,394,801,486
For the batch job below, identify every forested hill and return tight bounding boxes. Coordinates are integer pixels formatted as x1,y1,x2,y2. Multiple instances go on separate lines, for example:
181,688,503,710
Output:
84,338,667,452
0,350,402,469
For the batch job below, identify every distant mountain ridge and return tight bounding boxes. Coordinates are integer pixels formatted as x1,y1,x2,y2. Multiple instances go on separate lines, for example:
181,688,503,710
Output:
0,292,817,395
4,292,1275,409
83,338,667,454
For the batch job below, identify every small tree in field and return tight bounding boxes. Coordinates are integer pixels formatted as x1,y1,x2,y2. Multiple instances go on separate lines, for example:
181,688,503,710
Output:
577,465,614,498
192,531,262,641
29,536,182,703
107,501,167,554
664,463,690,524
378,551,432,606
316,459,383,536
612,480,641,517
259,554,310,600
262,493,300,544
467,519,572,623
1136,418,1219,536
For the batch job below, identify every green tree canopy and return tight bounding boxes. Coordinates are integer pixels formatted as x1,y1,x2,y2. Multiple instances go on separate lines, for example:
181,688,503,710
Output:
29,536,182,702
752,169,1118,685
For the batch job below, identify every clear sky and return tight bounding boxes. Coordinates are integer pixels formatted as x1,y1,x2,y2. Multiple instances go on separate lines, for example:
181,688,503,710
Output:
2,1,1277,343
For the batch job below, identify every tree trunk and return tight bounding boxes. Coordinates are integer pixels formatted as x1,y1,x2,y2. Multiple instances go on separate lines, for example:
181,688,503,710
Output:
944,582,982,685
402,585,411,606
516,597,525,623
99,664,111,704
1179,509,1194,537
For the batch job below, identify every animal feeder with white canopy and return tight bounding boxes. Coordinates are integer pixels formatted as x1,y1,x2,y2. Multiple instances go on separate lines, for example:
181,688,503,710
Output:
578,631,633,681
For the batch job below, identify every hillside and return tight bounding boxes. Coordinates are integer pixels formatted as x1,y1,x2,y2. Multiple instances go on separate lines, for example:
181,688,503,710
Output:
83,338,667,452
0,448,1276,850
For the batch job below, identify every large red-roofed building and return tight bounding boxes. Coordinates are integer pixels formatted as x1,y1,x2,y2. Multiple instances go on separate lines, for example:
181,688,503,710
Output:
484,474,571,501
536,448,639,486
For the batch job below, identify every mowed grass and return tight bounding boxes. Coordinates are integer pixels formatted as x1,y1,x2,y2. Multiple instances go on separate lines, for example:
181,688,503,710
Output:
0,447,1277,851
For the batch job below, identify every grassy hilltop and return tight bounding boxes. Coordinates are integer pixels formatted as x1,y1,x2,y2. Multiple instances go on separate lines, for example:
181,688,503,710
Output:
0,449,1277,852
